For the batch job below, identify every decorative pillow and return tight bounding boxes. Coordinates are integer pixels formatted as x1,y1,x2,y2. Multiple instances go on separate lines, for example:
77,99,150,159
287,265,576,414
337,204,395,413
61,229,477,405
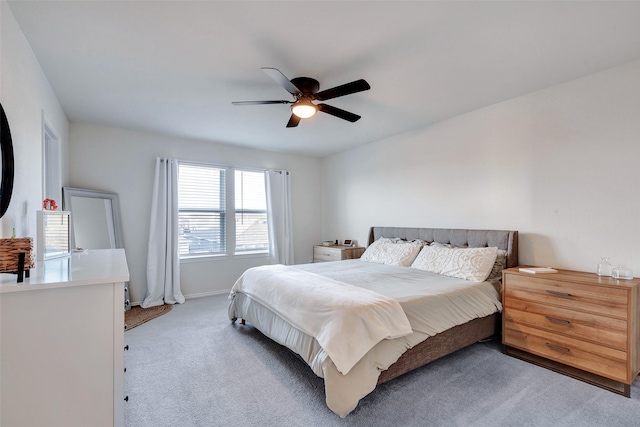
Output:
360,238,423,267
430,242,453,248
409,239,428,247
486,249,508,283
410,245,498,282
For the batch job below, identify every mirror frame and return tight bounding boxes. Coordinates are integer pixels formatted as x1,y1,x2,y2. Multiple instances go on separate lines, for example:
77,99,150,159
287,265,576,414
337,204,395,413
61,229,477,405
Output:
0,103,15,218
62,187,125,250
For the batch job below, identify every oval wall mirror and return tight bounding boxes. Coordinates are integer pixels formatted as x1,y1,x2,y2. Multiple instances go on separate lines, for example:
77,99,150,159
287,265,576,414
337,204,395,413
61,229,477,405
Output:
0,103,15,218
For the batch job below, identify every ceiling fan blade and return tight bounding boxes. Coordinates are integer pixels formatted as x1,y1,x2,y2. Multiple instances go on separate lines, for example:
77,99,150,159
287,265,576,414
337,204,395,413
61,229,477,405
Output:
314,79,370,101
232,100,291,106
286,114,301,128
317,104,361,122
262,67,302,96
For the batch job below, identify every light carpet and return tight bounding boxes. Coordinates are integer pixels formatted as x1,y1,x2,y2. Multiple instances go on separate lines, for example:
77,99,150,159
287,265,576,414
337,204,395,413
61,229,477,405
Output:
124,294,640,426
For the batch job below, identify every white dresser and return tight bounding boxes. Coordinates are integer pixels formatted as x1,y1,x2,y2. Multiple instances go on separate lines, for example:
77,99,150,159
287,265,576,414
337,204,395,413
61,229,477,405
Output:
0,249,129,427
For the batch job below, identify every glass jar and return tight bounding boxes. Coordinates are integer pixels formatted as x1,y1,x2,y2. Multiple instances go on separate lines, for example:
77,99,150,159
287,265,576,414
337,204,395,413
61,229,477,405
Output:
596,257,612,277
611,265,634,280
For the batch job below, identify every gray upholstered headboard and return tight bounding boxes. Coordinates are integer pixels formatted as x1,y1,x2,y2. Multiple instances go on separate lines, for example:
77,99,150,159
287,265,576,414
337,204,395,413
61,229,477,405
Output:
368,227,519,268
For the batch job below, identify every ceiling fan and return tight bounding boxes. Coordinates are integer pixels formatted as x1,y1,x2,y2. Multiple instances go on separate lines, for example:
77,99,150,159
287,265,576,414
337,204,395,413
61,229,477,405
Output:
232,67,371,128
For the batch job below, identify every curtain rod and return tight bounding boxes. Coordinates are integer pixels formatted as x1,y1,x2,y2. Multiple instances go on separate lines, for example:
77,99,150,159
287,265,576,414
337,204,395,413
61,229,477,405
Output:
158,158,289,175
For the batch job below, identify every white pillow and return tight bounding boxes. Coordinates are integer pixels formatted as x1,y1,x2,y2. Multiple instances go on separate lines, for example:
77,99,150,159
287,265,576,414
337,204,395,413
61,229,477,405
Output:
486,249,508,283
360,238,423,267
430,242,453,248
410,245,498,282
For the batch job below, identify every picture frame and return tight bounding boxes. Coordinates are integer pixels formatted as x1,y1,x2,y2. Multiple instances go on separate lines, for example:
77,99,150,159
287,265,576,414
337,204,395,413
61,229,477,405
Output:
343,239,353,246
36,210,71,260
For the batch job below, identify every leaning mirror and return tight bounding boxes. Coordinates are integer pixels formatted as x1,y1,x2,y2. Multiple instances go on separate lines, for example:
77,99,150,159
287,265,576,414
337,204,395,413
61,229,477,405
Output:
0,103,15,218
62,187,124,251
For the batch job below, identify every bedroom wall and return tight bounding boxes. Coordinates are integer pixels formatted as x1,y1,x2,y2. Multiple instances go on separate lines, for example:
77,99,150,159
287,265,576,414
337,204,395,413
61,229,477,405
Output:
68,123,322,304
0,1,69,244
321,59,640,276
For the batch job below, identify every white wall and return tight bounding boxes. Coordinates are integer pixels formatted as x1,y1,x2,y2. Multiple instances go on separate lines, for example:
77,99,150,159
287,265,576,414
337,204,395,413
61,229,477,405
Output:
0,2,69,244
68,123,322,304
321,59,640,276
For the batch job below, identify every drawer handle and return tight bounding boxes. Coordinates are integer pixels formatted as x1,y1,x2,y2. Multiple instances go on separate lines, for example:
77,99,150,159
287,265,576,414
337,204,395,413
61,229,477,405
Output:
545,289,572,298
545,316,571,325
545,342,571,353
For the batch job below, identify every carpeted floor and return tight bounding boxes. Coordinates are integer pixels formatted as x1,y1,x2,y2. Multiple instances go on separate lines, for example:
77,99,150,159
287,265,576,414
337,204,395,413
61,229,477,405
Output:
125,304,172,330
124,295,640,427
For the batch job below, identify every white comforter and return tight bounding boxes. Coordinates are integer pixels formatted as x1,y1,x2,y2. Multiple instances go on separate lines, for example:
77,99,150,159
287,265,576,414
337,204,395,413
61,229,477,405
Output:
228,260,502,417
229,264,413,375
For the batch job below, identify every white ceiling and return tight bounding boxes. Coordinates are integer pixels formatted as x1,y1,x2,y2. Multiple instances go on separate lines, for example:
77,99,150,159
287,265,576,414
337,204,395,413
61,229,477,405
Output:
7,1,640,157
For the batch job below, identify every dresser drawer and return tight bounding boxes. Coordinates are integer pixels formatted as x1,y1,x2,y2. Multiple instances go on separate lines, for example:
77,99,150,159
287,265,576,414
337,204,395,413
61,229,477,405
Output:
313,246,342,262
504,274,628,319
504,298,628,351
504,321,628,382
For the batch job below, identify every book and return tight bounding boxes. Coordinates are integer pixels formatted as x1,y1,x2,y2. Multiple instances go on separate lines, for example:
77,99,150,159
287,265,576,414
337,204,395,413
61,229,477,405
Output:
519,267,558,274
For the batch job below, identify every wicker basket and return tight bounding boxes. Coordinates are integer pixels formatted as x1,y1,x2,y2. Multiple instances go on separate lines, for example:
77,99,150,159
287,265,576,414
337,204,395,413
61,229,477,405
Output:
0,237,35,273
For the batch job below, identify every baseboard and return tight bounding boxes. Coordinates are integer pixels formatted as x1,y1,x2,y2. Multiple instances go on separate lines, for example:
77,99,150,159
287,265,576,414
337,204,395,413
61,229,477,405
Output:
130,289,231,307
184,289,231,299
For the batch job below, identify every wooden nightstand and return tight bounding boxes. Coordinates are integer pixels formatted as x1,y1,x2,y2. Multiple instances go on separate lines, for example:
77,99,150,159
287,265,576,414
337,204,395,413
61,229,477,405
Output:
313,245,365,262
502,267,640,396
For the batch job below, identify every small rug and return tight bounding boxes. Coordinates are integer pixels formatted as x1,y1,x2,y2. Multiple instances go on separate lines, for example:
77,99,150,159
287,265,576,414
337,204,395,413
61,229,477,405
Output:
125,304,173,330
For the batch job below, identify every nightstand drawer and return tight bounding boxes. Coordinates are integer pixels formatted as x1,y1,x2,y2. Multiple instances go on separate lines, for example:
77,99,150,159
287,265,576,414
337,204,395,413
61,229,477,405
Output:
313,246,342,262
504,321,628,382
313,245,365,263
504,298,627,351
504,274,628,319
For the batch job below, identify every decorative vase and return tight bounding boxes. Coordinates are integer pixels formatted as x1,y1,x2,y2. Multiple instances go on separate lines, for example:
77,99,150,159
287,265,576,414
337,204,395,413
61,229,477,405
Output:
596,257,612,277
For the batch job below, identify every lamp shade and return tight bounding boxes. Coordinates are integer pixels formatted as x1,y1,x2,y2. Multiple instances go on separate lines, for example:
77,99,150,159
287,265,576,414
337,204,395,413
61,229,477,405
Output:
291,100,317,118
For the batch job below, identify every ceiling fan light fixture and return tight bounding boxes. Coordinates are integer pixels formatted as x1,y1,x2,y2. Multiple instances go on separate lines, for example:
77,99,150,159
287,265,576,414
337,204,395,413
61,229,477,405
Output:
291,99,317,119
233,68,370,127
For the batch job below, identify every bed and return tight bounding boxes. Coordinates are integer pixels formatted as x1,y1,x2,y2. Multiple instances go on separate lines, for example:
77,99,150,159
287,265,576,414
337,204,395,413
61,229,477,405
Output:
228,227,518,417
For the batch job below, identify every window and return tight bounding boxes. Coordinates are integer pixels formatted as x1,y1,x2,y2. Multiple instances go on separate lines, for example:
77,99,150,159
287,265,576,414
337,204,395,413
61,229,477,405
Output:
177,163,269,258
235,170,268,253
178,163,226,257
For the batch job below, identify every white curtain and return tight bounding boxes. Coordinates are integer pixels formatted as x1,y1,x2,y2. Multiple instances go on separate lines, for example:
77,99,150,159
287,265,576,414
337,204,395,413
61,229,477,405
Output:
142,158,185,308
265,170,294,265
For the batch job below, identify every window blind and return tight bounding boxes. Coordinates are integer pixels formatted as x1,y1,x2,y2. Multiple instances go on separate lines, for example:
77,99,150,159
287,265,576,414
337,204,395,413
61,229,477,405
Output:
178,163,226,256
234,170,268,253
